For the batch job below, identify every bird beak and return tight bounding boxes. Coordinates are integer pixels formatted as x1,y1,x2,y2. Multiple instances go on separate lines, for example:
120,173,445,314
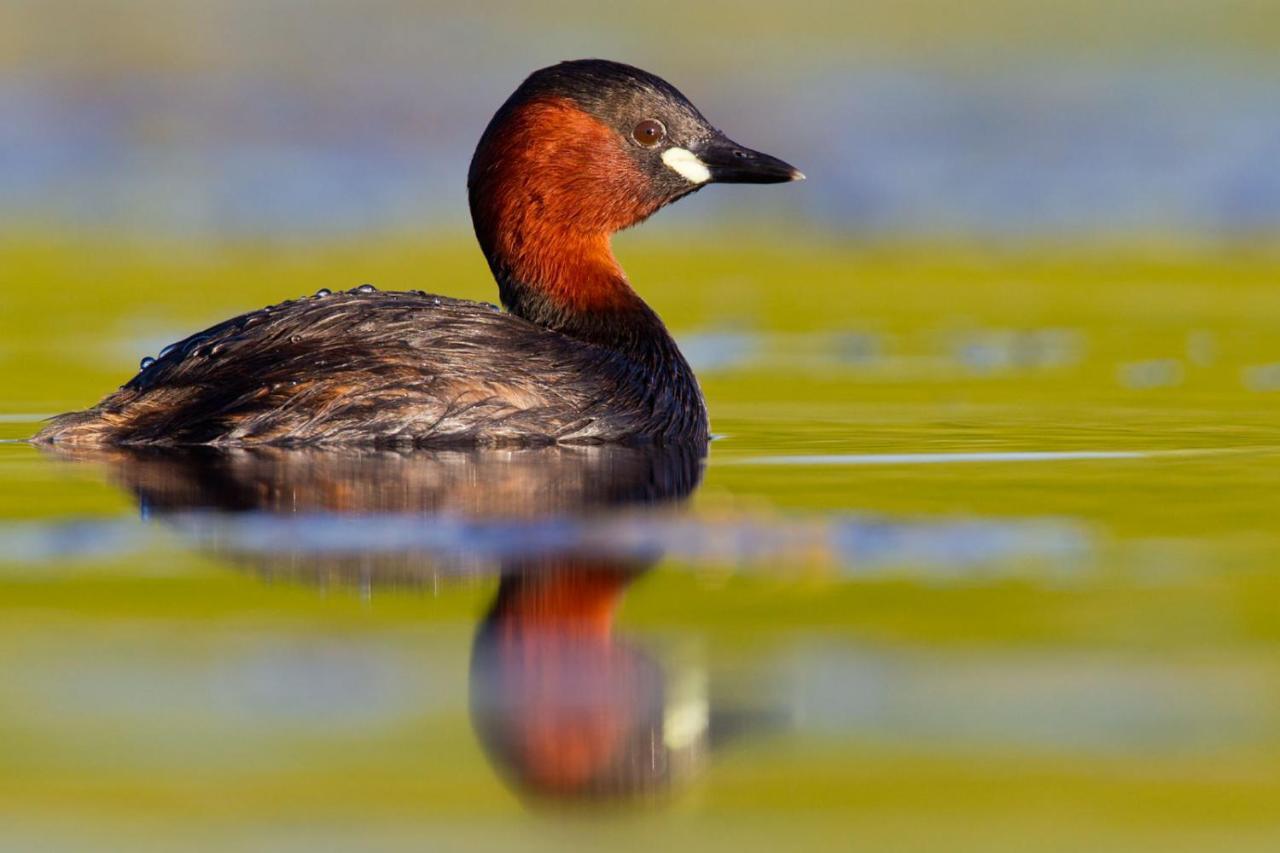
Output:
691,132,805,184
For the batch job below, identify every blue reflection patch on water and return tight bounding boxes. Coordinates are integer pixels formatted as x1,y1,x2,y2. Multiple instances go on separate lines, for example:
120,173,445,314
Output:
0,510,1092,581
783,643,1267,752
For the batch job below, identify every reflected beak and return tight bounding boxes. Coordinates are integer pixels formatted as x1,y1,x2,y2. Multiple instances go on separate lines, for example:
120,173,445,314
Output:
692,132,805,184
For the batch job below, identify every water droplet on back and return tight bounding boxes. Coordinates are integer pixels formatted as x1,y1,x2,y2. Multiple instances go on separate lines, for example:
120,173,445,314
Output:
139,356,156,370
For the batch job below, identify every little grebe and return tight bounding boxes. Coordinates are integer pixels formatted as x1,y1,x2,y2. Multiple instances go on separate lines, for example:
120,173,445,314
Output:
35,59,801,447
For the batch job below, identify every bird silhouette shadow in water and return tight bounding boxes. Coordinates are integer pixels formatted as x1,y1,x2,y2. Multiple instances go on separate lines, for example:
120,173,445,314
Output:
42,441,772,804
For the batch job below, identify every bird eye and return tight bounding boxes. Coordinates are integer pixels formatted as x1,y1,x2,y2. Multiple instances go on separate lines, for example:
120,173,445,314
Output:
631,119,666,148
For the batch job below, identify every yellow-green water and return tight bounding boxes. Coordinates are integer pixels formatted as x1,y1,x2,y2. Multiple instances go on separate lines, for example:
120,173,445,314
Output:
4,236,1280,851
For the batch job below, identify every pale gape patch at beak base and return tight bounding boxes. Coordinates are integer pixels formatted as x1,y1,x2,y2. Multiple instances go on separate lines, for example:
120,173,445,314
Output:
661,147,711,184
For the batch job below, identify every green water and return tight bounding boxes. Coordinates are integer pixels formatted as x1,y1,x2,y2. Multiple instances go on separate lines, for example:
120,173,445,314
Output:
4,236,1280,851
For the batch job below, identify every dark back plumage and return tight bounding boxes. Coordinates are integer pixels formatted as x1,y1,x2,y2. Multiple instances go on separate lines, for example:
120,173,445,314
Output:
36,287,706,447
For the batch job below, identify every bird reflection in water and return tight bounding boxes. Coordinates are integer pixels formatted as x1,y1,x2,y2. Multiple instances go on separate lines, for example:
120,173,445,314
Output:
473,555,704,802
46,442,713,803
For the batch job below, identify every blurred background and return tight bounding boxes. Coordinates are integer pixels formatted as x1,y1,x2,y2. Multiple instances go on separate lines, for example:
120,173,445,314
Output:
5,0,1280,240
5,2,1280,851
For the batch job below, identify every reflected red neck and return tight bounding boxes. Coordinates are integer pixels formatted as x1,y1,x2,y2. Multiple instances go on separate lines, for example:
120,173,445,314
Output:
492,566,632,640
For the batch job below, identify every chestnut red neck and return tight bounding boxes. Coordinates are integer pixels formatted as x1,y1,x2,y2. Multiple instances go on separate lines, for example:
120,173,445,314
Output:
469,97,668,355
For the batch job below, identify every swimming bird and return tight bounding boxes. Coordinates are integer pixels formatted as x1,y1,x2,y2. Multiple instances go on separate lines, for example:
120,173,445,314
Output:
35,59,801,447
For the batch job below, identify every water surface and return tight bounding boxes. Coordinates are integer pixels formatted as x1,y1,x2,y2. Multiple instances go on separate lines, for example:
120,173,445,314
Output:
5,241,1280,850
